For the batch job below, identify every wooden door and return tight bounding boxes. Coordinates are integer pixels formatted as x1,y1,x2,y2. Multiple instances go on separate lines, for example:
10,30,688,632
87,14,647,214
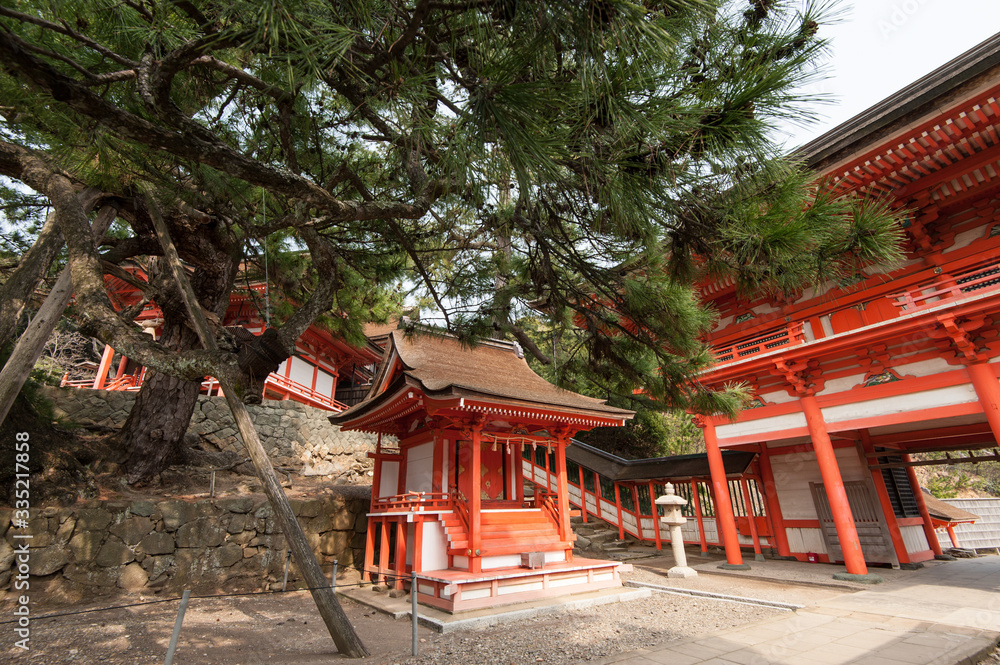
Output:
480,442,505,500
454,440,508,501
811,481,896,564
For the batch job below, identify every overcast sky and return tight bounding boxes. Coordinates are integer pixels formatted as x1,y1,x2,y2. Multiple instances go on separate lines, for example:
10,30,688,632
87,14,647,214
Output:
780,0,1000,149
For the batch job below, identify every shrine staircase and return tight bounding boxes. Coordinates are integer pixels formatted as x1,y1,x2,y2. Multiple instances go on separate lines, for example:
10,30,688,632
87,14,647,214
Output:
441,508,572,557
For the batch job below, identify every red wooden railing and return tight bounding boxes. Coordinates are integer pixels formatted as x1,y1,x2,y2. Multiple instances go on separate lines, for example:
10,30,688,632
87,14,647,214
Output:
370,491,454,512
521,451,744,550
892,257,1000,312
713,322,805,365
264,372,350,411
62,368,350,411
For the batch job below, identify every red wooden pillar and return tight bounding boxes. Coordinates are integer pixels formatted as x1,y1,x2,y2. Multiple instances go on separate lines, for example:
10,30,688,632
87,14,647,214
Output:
362,518,376,582
967,361,1000,442
649,482,662,550
515,444,525,504
801,395,868,576
700,416,746,567
393,521,406,589
690,480,709,556
469,424,483,573
579,466,588,523
114,355,129,381
378,519,391,583
554,438,572,542
631,485,643,540
412,521,424,575
431,433,444,493
612,482,625,540
739,478,763,561
93,345,115,389
904,453,943,556
859,431,911,565
756,448,792,557
593,471,601,520
946,525,960,548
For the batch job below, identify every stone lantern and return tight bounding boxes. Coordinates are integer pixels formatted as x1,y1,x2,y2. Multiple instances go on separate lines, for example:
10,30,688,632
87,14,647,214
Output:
655,483,698,579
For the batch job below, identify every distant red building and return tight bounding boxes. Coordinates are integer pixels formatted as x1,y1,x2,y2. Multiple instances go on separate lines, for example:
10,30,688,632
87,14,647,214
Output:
63,269,381,411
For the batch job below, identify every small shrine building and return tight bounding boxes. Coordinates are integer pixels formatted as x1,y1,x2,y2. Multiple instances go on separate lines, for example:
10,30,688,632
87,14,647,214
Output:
330,328,635,612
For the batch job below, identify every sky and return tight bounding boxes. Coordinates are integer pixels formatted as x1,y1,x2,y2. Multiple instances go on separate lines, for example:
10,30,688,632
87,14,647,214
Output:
780,0,1000,150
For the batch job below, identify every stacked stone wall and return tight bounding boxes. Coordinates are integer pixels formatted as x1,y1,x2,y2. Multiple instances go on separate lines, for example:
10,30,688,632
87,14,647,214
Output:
0,491,369,599
43,387,377,479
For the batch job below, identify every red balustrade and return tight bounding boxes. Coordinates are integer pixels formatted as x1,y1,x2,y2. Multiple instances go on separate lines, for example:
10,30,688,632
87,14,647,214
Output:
892,258,1000,312
712,322,805,365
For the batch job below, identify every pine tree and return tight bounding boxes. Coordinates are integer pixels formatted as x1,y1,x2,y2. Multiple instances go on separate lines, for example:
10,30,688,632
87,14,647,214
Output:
0,0,903,482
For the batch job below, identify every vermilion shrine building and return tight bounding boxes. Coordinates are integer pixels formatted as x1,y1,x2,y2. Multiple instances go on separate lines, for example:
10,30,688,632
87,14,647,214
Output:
63,270,380,411
695,33,1000,578
330,329,634,611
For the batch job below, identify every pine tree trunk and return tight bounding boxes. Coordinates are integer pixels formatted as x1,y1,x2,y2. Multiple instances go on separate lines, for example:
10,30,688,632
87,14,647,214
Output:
119,211,237,484
120,369,202,484
120,316,204,484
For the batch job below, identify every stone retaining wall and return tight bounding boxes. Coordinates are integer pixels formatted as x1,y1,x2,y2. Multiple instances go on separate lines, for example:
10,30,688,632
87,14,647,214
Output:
43,387,378,480
0,490,370,600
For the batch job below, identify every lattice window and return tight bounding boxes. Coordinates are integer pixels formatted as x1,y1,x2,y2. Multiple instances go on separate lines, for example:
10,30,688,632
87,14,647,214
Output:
876,450,921,518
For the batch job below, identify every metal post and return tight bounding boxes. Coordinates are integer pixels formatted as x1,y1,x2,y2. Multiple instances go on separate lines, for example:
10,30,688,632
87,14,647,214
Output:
411,572,418,657
331,559,338,588
164,589,191,665
282,550,291,591
209,470,216,498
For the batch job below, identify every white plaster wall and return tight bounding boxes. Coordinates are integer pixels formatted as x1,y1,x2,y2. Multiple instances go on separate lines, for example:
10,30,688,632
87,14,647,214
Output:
717,411,807,440
543,550,566,563
950,227,984,253
482,554,521,570
315,369,334,397
821,384,978,425
818,372,867,396
892,357,955,377
405,441,434,492
599,499,618,523
759,389,798,405
421,521,450,571
901,525,930,554
379,461,399,499
621,512,638,533
787,527,828,554
288,356,314,386
677,518,718,543
770,449,866,520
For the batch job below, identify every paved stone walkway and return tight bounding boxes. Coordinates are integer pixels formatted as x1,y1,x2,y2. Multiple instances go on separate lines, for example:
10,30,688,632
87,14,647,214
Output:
594,556,1000,665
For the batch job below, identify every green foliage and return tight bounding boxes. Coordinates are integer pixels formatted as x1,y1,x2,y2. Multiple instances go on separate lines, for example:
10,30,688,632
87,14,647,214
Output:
577,406,704,459
0,0,905,419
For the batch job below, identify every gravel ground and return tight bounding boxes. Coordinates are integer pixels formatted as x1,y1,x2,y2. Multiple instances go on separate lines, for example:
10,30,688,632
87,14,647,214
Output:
979,643,1000,665
0,568,783,664
403,571,783,665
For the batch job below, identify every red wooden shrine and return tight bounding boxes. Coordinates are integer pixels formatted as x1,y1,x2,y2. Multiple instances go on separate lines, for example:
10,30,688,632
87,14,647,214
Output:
330,328,635,612
62,270,380,411
696,33,1000,577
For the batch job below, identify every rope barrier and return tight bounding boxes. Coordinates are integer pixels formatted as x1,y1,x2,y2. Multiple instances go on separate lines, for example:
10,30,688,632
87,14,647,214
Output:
0,578,394,625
